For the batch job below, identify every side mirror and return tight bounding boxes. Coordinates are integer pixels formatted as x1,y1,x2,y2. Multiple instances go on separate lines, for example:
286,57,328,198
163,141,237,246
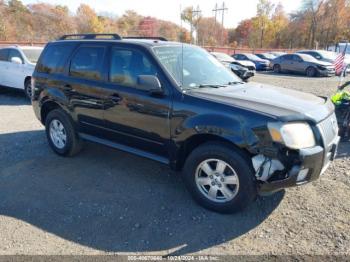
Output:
11,57,23,64
137,75,163,95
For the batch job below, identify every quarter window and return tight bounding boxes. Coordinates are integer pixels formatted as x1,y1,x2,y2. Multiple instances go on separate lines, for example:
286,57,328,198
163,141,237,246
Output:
70,46,105,81
109,48,157,88
37,43,75,74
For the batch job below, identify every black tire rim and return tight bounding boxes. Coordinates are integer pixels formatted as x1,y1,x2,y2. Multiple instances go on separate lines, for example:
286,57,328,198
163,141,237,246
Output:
25,81,32,98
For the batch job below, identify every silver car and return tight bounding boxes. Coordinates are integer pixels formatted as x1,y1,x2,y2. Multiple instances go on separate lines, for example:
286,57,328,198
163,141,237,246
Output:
271,53,335,77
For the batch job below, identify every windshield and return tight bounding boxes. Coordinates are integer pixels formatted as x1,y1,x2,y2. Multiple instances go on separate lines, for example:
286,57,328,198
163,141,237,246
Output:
317,51,337,60
245,53,263,61
261,53,275,59
22,48,43,63
212,52,234,62
298,54,318,62
153,45,241,90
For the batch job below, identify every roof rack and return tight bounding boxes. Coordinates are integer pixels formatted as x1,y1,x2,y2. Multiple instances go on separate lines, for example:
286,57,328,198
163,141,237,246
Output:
123,36,168,41
59,34,122,40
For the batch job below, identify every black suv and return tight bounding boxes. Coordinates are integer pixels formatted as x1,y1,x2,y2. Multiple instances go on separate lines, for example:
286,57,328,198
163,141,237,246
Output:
32,34,340,213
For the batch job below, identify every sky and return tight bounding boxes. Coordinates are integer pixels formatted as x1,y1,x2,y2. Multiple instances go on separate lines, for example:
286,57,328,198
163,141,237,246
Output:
21,0,303,28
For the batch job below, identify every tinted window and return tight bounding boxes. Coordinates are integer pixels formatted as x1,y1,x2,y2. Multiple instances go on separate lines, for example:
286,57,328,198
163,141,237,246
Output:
292,55,302,62
37,43,75,74
109,48,157,88
282,55,293,61
70,46,105,81
0,49,9,61
8,49,23,63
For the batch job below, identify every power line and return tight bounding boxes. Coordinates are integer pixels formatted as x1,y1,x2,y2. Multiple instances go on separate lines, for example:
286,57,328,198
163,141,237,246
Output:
213,2,228,45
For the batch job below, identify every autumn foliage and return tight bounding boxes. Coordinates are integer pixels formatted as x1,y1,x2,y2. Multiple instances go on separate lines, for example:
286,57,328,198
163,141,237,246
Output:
0,0,349,49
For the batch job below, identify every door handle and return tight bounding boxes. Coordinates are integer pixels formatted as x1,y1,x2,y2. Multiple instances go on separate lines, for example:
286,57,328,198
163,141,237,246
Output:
110,93,121,102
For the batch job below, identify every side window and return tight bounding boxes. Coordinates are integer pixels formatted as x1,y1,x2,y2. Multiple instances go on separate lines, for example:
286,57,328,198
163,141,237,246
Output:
109,48,158,89
283,55,293,61
69,46,105,81
292,55,301,62
0,49,9,61
8,49,23,63
37,43,75,74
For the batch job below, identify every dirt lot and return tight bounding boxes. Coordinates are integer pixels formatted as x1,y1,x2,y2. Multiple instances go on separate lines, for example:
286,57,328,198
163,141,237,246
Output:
0,72,349,257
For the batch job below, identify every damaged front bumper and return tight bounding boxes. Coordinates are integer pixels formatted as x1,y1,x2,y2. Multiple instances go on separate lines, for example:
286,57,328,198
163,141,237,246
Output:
255,136,340,194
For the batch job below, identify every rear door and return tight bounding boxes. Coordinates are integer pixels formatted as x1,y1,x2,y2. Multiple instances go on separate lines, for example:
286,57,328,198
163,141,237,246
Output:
62,44,110,135
0,48,9,86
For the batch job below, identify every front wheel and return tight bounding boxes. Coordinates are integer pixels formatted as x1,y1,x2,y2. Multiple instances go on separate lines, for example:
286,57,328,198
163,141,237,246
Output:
183,142,257,213
306,67,317,77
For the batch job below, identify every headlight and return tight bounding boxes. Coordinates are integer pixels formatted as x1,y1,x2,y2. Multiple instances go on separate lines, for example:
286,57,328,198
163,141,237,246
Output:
268,122,316,149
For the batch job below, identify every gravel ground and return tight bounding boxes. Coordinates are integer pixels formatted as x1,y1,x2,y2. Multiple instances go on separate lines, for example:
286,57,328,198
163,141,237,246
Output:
0,72,349,257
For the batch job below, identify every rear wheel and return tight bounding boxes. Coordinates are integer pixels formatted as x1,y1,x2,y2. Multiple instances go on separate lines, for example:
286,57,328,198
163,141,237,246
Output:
24,78,32,99
45,109,82,156
183,142,257,213
306,67,317,77
273,64,281,73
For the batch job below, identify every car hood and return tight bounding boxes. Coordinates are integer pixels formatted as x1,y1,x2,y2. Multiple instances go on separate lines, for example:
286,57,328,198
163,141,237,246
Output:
188,82,333,123
312,60,333,66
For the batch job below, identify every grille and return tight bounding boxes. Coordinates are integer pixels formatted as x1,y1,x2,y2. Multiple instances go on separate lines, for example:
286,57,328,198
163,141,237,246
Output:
317,113,339,169
317,113,338,148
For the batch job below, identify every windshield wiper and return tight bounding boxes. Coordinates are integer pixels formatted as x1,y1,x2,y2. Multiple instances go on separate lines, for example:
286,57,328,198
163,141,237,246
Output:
198,84,226,88
226,81,245,85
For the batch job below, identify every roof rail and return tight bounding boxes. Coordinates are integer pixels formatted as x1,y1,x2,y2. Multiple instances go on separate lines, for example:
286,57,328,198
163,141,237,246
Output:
123,36,168,41
58,34,122,40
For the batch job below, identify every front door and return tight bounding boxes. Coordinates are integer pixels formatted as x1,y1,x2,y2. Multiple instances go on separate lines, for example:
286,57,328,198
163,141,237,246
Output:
103,46,172,158
6,49,26,89
0,48,9,87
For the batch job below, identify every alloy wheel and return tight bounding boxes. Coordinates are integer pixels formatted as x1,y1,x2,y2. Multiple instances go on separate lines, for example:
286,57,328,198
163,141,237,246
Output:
195,159,240,203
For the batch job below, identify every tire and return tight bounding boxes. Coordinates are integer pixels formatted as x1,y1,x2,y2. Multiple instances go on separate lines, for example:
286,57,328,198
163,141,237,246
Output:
24,78,32,99
183,142,257,214
306,67,316,77
273,64,281,73
45,109,82,157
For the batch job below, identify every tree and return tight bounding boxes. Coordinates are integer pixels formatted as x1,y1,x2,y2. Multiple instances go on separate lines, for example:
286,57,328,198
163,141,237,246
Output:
76,4,104,33
181,6,202,43
254,0,274,48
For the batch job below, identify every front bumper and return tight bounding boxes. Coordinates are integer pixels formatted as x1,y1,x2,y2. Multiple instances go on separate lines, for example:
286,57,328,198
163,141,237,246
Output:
258,120,340,194
318,68,336,76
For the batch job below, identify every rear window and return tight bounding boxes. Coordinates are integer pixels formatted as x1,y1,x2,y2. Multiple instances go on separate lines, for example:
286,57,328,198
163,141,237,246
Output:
69,46,105,81
0,49,9,61
36,43,76,74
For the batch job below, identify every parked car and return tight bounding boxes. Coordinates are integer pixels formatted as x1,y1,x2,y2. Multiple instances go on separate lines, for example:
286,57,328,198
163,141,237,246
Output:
0,46,43,98
271,53,335,77
211,52,255,81
232,53,270,71
296,50,350,75
255,53,276,61
32,34,340,214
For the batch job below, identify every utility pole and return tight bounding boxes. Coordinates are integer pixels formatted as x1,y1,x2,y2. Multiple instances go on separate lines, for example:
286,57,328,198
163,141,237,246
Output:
213,2,228,45
191,5,201,45
213,3,218,42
